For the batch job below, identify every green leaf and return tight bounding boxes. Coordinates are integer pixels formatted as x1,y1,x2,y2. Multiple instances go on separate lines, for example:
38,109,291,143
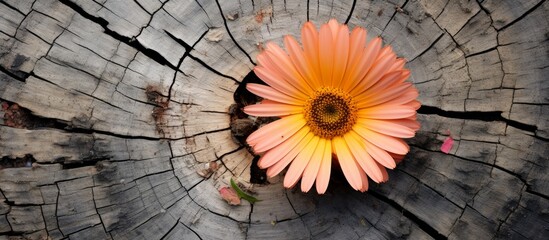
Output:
230,178,260,204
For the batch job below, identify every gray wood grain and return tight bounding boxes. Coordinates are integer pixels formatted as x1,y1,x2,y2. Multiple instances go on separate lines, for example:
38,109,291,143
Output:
0,0,547,239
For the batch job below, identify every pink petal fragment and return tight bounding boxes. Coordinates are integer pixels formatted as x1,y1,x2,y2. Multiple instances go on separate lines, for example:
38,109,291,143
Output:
219,187,240,205
441,136,454,154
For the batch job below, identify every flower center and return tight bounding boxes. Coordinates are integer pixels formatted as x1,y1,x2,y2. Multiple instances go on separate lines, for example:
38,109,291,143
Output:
304,87,357,139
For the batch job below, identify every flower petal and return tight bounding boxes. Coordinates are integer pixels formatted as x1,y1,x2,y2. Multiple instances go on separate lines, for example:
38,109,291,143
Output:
359,135,397,169
284,135,320,189
316,139,332,194
358,165,369,192
354,70,411,107
263,43,313,95
353,124,410,155
389,152,405,165
267,131,315,177
247,114,304,147
351,46,397,96
327,19,340,40
343,132,385,183
244,102,303,117
343,37,382,92
319,24,334,86
333,136,363,191
284,35,317,91
246,83,304,105
340,28,367,90
332,24,349,88
301,138,326,192
258,126,310,169
253,122,307,153
357,87,421,110
357,118,416,138
357,105,416,119
388,58,406,72
254,65,308,100
405,100,422,110
377,161,389,182
301,22,322,88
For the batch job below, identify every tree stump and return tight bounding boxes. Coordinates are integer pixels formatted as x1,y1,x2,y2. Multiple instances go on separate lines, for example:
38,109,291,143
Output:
1,0,548,239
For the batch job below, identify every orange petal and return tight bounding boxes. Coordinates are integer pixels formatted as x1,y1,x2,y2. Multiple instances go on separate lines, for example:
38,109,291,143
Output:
247,114,304,147
319,24,334,86
316,139,332,194
257,126,310,169
301,138,326,192
344,37,382,92
360,136,396,169
388,58,406,72
377,162,389,182
327,19,340,40
405,100,422,110
301,22,322,88
263,43,313,95
359,86,418,109
358,105,416,119
389,152,405,165
343,132,385,183
353,124,410,155
267,131,315,177
332,24,349,88
341,28,367,91
284,135,320,189
254,64,308,100
333,137,363,191
351,46,396,96
358,165,369,192
246,83,303,105
284,35,316,91
357,119,416,138
354,70,410,107
244,102,303,117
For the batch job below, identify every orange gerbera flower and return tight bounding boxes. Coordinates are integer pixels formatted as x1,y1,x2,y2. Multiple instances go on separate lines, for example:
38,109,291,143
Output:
244,19,420,194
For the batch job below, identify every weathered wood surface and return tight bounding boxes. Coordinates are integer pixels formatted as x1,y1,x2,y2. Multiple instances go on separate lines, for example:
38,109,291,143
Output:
0,0,548,239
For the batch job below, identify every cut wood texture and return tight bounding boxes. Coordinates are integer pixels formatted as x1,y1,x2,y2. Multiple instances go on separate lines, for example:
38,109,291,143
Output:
0,0,548,239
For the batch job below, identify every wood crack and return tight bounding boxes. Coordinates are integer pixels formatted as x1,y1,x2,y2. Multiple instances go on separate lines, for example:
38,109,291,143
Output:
214,0,255,66
418,106,538,133
368,190,447,240
343,0,356,24
58,0,178,70
494,0,546,31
